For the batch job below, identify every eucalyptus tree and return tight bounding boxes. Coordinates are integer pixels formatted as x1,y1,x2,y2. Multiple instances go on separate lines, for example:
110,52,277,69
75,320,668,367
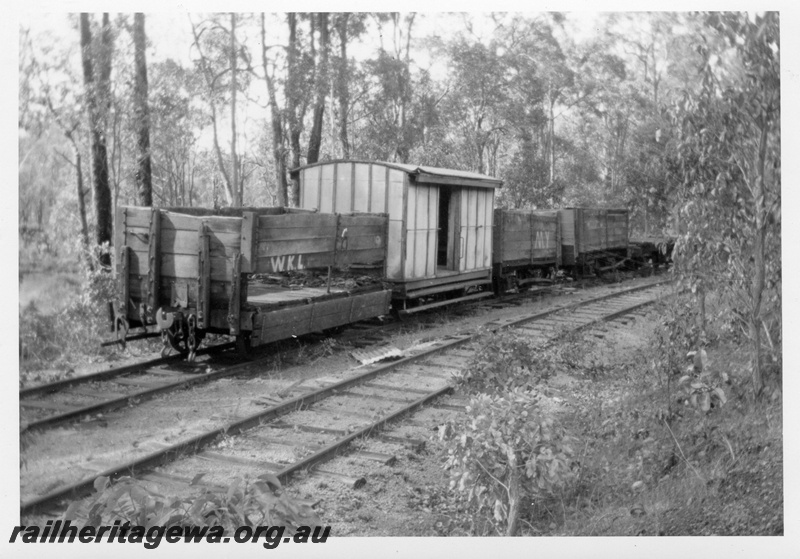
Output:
79,13,114,265
132,13,152,206
148,59,207,207
190,13,253,207
672,11,780,396
330,13,367,158
20,25,93,267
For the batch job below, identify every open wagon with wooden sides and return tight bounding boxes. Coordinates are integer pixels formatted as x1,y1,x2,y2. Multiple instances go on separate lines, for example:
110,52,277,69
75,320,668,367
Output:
291,160,502,314
112,206,391,358
492,209,561,292
558,207,629,275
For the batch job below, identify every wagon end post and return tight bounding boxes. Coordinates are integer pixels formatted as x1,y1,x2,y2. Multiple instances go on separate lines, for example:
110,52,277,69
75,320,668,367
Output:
197,223,211,330
228,252,242,336
146,207,161,325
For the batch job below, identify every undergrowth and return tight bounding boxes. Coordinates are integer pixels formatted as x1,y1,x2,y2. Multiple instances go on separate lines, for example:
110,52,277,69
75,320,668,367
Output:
439,292,782,537
18,245,154,385
53,473,323,542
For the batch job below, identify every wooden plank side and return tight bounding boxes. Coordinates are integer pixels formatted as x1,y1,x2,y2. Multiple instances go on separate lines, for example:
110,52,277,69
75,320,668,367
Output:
353,163,371,213
337,214,388,228
427,187,438,277
257,213,337,233
254,290,390,345
302,166,321,210
404,184,417,279
118,245,131,319
147,208,161,318
240,211,257,273
123,206,158,229
386,221,403,280
161,212,241,234
466,188,478,270
484,191,494,270
228,253,242,335
141,252,229,282
319,164,335,213
255,253,334,273
335,161,353,212
370,164,387,214
257,238,336,257
415,185,431,279
476,188,487,270
114,206,127,272
197,225,211,328
387,168,405,221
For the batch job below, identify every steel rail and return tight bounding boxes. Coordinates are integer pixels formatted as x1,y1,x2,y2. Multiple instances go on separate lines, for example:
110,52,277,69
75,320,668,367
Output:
20,279,671,516
20,342,237,399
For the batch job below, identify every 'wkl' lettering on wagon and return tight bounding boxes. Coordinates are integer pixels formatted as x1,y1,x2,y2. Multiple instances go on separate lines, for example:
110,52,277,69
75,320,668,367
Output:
269,254,306,272
534,231,550,249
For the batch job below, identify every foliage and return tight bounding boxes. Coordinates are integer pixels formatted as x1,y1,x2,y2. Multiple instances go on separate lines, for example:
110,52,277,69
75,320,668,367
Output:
671,11,780,395
63,474,320,534
454,329,553,395
676,349,728,414
444,389,573,536
19,245,120,380
444,328,572,535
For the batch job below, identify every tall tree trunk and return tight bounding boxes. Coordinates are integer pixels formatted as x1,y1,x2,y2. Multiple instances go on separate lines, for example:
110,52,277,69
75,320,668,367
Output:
336,14,351,158
286,13,303,206
230,13,240,206
133,13,152,206
260,15,288,206
80,13,113,267
190,18,236,206
307,13,329,164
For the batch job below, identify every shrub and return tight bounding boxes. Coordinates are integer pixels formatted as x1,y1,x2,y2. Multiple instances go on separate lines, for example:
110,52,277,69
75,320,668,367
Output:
63,474,320,534
19,244,122,381
444,390,573,536
455,330,553,395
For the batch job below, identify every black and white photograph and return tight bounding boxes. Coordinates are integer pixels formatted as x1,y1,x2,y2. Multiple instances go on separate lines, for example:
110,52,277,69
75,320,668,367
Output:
8,2,795,557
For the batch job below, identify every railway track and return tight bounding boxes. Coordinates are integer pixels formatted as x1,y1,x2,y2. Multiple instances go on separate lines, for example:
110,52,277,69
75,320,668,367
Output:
21,278,672,517
18,271,617,433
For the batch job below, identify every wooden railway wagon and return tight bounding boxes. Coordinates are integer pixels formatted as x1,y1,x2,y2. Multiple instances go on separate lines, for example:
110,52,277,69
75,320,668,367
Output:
558,208,629,274
492,209,561,292
112,205,392,357
291,160,503,314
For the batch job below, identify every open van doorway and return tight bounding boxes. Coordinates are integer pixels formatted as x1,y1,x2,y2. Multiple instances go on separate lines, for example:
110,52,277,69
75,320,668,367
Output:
437,187,461,273
437,188,450,268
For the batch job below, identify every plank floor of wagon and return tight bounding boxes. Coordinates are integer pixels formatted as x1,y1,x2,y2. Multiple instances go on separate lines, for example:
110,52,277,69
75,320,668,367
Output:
246,283,362,308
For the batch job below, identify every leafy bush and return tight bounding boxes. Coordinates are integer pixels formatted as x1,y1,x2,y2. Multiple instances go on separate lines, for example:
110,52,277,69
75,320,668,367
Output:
63,474,320,534
455,329,553,395
19,244,122,380
444,389,574,536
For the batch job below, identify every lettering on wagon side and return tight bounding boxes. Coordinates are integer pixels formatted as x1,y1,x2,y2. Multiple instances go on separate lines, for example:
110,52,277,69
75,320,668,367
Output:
268,254,306,272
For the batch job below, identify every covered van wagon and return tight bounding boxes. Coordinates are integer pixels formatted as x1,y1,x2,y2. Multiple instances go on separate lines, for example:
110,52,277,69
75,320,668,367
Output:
291,161,503,313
